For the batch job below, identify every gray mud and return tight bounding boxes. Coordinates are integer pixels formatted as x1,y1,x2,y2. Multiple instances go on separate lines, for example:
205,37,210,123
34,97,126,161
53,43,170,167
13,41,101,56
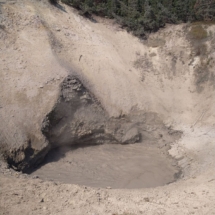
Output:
28,76,182,189
31,143,180,189
2,75,182,189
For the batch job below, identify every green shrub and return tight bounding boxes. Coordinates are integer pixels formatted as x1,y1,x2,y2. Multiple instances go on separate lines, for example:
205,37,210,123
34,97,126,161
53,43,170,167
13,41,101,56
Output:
59,0,215,38
190,25,208,40
49,0,59,5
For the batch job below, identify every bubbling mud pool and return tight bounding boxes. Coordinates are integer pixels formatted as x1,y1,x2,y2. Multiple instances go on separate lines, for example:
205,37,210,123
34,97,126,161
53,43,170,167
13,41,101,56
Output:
30,143,180,189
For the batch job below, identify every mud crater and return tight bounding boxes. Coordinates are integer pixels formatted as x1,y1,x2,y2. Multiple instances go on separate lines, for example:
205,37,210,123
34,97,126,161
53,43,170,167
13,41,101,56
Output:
28,76,182,188
5,76,182,188
30,143,180,189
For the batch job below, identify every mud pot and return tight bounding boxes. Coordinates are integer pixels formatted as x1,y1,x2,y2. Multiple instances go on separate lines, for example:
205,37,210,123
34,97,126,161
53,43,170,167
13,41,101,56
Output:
30,143,180,189
25,76,181,189
2,76,182,189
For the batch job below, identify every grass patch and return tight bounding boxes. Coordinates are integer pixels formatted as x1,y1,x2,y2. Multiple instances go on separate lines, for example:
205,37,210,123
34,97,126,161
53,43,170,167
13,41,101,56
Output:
191,21,215,26
147,38,166,48
189,25,208,40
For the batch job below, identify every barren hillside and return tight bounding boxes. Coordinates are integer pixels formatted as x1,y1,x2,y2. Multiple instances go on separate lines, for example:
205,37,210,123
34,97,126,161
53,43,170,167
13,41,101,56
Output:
0,0,215,214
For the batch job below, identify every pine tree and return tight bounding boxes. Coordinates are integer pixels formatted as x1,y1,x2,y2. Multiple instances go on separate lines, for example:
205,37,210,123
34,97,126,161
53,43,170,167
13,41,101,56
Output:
59,0,215,38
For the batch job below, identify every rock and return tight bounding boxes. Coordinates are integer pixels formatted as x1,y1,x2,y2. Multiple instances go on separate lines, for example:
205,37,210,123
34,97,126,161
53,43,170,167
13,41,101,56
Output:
41,76,113,148
121,127,140,144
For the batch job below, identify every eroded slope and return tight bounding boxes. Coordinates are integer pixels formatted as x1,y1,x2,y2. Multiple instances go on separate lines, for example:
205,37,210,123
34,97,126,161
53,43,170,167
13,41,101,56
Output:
0,0,215,214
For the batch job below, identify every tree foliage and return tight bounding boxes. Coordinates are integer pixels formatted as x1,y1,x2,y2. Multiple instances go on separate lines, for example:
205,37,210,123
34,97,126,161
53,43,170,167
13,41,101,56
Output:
60,0,215,37
49,0,59,5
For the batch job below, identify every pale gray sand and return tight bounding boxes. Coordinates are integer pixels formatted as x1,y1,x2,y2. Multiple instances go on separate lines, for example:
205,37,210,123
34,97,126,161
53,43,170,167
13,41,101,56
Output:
31,143,179,189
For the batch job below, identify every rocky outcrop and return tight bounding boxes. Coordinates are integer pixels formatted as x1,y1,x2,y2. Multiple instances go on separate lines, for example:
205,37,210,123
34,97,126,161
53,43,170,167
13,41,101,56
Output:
42,76,181,149
41,75,112,147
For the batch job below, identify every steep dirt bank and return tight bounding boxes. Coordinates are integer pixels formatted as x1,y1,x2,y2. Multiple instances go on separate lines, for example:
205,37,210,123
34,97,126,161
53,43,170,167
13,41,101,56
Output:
0,0,215,214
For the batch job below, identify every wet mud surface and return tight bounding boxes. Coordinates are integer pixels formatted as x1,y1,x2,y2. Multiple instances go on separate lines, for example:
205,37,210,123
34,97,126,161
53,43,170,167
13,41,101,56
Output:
31,143,180,189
